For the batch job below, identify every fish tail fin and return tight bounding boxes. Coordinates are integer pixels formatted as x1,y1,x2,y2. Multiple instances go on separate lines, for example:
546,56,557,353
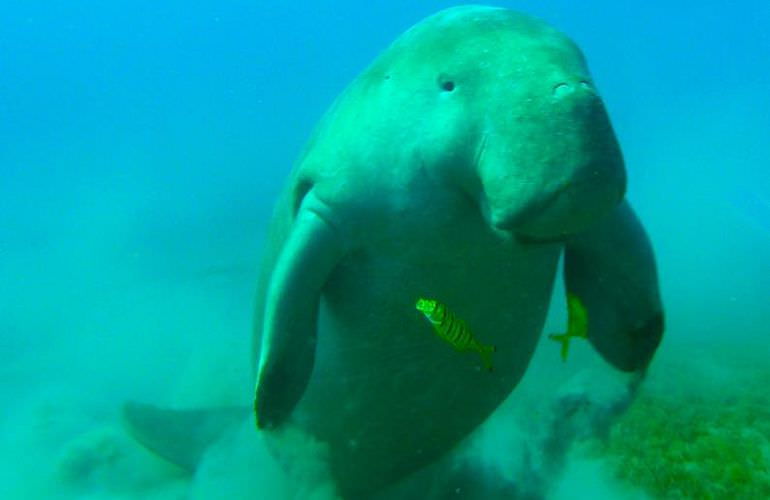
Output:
479,344,496,372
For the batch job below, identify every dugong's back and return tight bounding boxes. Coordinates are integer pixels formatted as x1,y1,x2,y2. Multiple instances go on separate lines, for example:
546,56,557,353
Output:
254,5,627,498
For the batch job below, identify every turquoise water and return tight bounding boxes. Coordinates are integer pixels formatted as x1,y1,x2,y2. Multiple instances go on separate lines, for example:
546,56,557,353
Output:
1,1,768,498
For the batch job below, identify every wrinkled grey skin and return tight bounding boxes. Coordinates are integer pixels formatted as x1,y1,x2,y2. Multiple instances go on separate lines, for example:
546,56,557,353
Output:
253,5,662,498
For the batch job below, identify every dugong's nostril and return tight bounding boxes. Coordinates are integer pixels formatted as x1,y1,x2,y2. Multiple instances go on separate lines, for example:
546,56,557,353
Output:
552,81,595,98
552,82,571,98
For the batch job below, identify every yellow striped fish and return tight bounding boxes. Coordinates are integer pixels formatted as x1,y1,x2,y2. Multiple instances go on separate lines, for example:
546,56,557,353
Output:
548,292,589,361
415,298,496,372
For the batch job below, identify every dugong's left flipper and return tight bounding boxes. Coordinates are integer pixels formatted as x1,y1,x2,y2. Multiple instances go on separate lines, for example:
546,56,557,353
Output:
563,200,663,372
255,193,345,430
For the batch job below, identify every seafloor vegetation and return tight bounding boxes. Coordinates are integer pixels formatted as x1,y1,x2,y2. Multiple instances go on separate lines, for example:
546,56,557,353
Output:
587,354,770,499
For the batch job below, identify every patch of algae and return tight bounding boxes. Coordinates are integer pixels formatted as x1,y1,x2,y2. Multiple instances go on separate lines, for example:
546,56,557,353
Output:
588,373,770,499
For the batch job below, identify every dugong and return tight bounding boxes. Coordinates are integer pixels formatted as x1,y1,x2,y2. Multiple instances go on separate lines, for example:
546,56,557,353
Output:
253,4,663,496
126,5,664,499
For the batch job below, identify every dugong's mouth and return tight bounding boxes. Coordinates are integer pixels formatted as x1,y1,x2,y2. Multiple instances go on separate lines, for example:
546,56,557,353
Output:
493,172,625,243
514,232,567,245
490,184,564,232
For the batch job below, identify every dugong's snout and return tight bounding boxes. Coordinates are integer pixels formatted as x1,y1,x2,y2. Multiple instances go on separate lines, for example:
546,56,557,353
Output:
480,82,627,240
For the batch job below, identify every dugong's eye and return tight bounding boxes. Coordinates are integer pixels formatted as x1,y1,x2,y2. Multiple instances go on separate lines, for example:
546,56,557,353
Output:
437,74,455,92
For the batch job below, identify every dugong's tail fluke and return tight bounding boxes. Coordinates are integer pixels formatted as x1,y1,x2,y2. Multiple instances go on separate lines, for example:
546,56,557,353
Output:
122,402,247,472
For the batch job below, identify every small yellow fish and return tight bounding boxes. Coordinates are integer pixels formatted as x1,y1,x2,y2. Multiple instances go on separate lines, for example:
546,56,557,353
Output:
416,298,496,371
549,292,589,361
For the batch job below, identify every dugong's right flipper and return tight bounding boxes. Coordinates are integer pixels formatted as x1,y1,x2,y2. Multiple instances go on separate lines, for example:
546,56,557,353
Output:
255,193,345,430
563,200,663,373
544,203,662,475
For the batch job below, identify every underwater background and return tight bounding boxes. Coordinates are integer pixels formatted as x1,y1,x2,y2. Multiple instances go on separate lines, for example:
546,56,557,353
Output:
1,0,768,498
